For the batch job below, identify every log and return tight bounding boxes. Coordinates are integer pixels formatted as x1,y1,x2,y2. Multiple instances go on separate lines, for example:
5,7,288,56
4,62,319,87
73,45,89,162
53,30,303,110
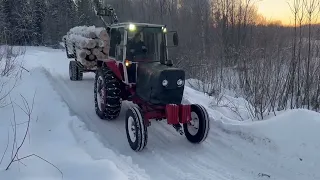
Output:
68,26,97,39
96,39,105,47
92,48,102,56
84,49,91,55
96,52,104,59
92,27,109,41
64,25,111,69
84,61,96,69
68,26,109,41
97,30,109,41
76,49,87,59
102,47,109,54
96,51,109,60
88,54,96,61
103,41,110,48
65,34,97,49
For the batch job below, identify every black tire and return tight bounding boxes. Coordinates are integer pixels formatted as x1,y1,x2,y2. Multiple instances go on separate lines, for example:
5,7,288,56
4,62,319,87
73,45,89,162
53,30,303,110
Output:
125,106,148,152
183,104,210,143
94,64,121,120
69,61,83,81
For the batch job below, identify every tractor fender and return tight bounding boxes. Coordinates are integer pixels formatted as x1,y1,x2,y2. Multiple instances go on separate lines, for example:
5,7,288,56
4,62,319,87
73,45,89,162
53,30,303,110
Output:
103,60,123,81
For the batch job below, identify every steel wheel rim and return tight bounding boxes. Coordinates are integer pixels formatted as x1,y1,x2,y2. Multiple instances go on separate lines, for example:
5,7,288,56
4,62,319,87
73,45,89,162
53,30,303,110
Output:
96,76,105,111
127,116,136,142
187,112,200,136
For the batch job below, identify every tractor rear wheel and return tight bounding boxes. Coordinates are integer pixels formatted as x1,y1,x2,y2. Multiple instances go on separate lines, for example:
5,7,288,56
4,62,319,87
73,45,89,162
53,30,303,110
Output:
94,64,121,120
183,104,210,143
69,61,83,81
125,106,148,152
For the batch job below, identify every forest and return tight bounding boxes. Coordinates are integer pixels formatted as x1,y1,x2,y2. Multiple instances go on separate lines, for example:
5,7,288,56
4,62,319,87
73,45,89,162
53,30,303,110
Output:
0,0,320,119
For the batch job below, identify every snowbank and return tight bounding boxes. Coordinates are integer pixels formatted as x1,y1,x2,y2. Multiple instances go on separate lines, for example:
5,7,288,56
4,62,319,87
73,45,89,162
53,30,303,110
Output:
183,84,252,122
247,109,320,159
0,66,148,179
186,78,320,180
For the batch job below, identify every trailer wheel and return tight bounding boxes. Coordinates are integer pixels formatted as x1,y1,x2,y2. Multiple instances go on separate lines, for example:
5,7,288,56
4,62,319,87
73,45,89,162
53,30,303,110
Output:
125,106,148,152
94,64,121,120
183,104,210,143
69,61,83,81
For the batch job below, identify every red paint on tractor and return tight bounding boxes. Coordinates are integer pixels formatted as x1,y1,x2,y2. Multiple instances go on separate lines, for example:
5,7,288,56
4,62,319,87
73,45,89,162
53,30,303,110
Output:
105,61,123,80
179,105,191,123
145,111,165,121
119,63,124,79
131,96,191,125
166,104,180,124
132,96,166,121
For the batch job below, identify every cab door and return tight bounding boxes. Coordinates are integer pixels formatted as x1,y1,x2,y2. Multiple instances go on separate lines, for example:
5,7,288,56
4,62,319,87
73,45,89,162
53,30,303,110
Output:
109,27,124,62
123,29,138,84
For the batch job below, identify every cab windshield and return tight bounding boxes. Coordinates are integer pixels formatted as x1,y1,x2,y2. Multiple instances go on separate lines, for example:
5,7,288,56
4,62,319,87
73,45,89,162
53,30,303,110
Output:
126,26,166,62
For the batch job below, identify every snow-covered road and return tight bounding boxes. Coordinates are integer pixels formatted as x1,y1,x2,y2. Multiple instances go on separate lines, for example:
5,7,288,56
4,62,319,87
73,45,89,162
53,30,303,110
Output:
1,47,320,180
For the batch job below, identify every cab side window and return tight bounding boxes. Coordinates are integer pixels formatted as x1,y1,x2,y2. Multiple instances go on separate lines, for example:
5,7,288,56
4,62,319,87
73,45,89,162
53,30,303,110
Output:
109,28,119,58
109,29,116,57
116,28,124,61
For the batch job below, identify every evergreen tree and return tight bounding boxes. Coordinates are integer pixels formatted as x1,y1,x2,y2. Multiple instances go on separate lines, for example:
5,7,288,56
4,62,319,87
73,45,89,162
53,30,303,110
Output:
2,0,33,45
0,0,5,43
76,0,96,26
32,0,46,45
2,0,14,44
46,0,77,46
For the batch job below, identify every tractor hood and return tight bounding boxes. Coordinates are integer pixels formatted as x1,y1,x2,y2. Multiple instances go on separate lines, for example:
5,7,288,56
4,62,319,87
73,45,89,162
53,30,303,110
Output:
136,62,185,105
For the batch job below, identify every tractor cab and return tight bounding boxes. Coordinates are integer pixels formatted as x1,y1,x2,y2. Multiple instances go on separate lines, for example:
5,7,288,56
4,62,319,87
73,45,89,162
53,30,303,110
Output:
107,23,178,84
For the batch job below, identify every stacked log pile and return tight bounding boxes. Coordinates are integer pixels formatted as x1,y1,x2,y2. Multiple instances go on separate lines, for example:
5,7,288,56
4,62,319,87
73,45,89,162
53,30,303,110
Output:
63,26,110,69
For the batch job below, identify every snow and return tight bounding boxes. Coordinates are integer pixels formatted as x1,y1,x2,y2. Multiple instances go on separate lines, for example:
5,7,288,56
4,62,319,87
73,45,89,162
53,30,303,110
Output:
0,46,320,180
0,48,149,180
68,26,107,38
64,34,97,49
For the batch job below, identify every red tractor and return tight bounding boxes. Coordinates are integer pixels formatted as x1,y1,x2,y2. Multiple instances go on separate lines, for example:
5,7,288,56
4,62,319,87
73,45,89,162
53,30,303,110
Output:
69,5,210,151
92,22,210,151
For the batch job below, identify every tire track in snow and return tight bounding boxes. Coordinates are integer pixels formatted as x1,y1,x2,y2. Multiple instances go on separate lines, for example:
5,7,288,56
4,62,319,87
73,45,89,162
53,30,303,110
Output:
42,68,151,180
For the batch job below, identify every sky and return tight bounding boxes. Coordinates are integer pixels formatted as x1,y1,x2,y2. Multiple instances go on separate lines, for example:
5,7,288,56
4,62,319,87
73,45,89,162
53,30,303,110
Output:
256,0,320,25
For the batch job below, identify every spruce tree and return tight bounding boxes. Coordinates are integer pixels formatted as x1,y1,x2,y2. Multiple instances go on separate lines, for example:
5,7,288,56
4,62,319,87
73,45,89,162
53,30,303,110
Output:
32,0,46,45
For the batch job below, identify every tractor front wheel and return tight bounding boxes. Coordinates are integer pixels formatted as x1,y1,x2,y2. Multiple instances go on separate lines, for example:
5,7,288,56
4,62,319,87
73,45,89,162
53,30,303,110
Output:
183,104,210,143
125,106,148,152
94,65,121,120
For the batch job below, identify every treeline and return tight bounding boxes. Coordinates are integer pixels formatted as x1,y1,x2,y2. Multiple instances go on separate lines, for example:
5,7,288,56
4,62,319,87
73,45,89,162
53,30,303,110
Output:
0,0,103,46
0,0,320,118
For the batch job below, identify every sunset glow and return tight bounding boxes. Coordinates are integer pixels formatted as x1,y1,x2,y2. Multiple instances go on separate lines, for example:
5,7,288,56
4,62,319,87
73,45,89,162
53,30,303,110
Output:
256,0,320,25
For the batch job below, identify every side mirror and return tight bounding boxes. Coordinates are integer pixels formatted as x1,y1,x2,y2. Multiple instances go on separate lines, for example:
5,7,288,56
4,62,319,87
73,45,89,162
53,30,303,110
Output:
173,32,179,46
167,31,179,47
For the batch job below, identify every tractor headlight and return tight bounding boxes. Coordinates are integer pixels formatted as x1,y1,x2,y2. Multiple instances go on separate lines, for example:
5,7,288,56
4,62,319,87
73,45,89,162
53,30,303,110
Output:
129,24,136,31
162,27,167,33
162,79,169,87
177,79,184,86
163,28,167,33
